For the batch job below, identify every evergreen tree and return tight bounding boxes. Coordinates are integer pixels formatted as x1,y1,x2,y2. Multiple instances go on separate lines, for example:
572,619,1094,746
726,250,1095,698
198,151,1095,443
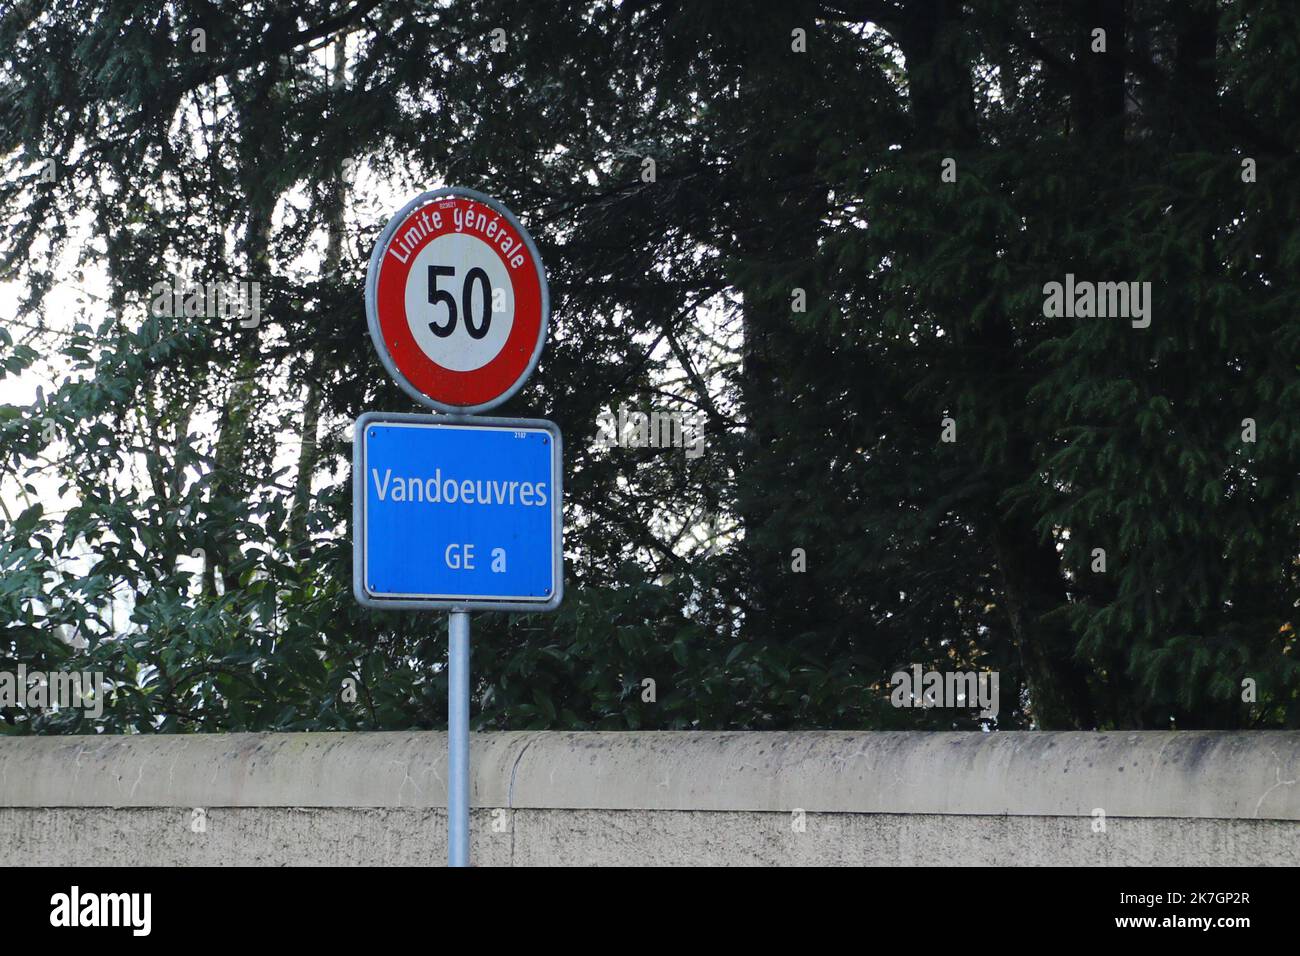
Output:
0,1,1295,733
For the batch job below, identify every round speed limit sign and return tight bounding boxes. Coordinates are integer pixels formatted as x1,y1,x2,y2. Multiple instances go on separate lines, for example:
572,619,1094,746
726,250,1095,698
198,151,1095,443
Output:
366,187,550,413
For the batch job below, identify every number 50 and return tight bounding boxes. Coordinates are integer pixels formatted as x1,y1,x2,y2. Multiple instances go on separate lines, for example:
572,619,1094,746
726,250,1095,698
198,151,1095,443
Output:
428,264,492,339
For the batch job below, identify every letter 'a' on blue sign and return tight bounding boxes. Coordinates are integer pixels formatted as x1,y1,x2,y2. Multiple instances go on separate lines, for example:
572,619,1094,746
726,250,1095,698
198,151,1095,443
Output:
353,412,563,612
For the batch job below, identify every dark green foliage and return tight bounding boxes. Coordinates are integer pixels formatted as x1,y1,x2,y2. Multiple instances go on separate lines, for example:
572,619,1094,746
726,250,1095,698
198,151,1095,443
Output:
0,0,1295,734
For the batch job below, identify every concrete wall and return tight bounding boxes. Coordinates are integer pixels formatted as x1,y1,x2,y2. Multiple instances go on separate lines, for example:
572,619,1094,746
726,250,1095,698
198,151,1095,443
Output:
1,731,1296,865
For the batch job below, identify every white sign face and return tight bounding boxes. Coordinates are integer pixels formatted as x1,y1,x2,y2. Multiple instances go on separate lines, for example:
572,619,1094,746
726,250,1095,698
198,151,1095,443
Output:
366,188,549,413
401,232,516,372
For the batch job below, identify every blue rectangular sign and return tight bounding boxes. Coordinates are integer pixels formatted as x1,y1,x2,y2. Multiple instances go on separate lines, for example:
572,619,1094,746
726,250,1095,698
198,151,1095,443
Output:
353,412,563,610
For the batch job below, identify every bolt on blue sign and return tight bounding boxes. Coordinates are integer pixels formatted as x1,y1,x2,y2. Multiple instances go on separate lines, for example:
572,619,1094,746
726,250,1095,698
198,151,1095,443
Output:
353,412,563,611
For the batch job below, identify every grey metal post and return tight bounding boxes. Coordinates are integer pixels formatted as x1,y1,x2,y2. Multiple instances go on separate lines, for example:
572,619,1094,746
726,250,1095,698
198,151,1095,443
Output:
448,610,470,867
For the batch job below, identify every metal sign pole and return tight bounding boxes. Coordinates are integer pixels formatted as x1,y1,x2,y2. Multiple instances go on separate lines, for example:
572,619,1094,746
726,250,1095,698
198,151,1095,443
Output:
447,609,470,867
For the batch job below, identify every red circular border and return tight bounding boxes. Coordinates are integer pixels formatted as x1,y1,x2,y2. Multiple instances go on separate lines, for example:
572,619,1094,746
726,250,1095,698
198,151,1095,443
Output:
375,195,543,407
